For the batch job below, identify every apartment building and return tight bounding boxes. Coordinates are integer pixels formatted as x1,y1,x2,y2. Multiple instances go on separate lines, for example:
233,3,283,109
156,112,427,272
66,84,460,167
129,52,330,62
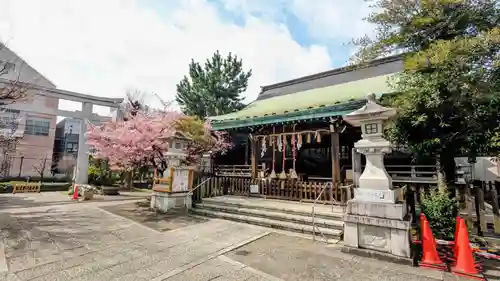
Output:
0,45,58,177
52,116,110,174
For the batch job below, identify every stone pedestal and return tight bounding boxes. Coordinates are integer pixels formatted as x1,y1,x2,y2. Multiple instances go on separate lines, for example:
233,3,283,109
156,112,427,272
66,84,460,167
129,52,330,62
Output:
342,93,412,262
353,188,400,204
82,190,94,200
150,191,192,212
343,199,411,258
150,166,194,212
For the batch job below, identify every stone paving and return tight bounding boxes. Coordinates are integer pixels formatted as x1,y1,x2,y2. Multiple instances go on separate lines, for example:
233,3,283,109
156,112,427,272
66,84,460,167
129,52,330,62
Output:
0,192,490,280
101,201,208,232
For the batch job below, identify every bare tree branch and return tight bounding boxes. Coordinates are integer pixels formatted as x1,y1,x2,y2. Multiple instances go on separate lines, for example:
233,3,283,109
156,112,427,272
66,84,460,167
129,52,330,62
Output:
32,157,48,180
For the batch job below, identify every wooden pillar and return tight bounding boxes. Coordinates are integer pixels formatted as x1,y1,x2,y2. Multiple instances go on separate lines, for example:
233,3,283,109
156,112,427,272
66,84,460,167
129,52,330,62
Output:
250,136,257,179
330,125,341,201
244,136,249,165
352,147,362,187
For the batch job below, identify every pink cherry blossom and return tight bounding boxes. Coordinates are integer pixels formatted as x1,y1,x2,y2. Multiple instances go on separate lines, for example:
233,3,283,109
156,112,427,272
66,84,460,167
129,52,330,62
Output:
87,108,232,170
87,110,182,170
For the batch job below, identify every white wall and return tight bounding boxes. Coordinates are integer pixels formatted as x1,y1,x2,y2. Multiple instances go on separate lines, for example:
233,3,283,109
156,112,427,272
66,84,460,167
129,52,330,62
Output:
0,45,55,88
455,157,499,182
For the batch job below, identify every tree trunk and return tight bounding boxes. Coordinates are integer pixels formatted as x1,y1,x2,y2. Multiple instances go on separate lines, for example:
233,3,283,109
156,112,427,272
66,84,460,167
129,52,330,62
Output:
440,149,456,187
125,171,133,190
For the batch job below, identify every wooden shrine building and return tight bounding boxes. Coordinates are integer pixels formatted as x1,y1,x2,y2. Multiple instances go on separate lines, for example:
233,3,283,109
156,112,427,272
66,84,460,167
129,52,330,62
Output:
208,55,405,203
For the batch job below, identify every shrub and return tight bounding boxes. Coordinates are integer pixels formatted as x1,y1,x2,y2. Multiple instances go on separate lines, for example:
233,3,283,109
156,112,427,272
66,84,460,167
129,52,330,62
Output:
420,187,458,240
0,176,71,183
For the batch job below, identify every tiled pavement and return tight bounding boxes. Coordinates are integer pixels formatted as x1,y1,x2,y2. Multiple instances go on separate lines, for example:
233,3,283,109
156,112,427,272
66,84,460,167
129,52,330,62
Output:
0,192,489,280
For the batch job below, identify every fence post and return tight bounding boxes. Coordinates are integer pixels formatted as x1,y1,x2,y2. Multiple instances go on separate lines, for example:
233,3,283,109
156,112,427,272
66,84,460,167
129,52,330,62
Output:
479,182,488,234
491,182,500,234
464,183,474,232
473,182,484,236
407,185,417,224
18,156,24,177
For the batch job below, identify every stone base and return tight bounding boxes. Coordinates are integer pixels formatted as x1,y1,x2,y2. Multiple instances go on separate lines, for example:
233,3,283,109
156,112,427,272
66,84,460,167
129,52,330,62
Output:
82,190,94,200
341,246,415,266
347,200,407,220
150,191,192,212
353,188,401,204
343,199,411,258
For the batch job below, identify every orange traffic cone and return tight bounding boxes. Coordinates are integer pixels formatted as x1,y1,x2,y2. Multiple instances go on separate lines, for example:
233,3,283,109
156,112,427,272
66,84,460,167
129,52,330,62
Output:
420,214,446,270
72,184,79,201
452,218,483,280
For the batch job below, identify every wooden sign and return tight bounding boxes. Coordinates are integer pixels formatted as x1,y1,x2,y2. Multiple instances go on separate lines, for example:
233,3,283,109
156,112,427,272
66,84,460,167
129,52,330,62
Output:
12,183,41,194
171,167,194,193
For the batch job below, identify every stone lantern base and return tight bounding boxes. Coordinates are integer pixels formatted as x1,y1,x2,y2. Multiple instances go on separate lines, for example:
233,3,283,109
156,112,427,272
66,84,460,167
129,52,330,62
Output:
342,199,412,261
150,190,192,212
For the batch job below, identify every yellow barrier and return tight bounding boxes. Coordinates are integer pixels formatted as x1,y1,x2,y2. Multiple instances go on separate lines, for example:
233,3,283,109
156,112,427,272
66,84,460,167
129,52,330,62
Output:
12,182,41,194
152,177,172,192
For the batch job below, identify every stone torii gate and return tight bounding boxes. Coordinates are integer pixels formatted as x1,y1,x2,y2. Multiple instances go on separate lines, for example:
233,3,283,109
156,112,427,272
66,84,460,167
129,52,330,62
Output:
0,78,123,185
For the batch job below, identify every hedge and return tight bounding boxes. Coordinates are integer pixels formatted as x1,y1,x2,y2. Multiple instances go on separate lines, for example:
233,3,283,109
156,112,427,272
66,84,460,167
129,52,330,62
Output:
0,176,71,183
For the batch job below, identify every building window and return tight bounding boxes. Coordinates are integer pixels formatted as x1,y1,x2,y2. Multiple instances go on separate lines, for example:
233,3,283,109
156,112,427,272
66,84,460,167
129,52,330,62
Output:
66,143,78,153
25,118,50,136
364,123,378,135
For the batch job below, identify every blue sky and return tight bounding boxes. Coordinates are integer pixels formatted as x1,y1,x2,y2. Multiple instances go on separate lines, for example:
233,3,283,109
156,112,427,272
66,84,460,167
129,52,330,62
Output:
0,0,375,113
204,0,365,67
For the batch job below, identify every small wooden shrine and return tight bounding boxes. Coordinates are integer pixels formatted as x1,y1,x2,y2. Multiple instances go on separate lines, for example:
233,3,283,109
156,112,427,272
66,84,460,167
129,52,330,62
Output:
209,55,405,202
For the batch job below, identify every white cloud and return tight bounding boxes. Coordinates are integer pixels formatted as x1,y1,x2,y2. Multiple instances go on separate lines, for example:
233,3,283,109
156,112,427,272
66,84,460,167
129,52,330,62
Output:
220,0,375,42
289,0,375,41
0,0,333,116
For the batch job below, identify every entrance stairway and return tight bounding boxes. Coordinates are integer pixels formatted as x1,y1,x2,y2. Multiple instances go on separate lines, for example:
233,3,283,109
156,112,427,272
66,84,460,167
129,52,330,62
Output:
190,196,344,242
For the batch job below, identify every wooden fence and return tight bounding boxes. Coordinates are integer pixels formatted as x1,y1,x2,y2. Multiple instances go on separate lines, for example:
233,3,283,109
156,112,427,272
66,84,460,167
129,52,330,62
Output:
191,175,340,204
257,180,336,203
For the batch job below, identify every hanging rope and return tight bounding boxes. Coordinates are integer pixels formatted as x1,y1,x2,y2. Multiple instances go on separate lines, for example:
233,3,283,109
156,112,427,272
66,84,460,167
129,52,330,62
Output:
269,126,277,179
279,126,287,179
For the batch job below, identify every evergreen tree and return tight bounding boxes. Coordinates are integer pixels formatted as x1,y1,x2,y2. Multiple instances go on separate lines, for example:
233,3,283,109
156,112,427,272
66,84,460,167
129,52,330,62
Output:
175,50,252,118
352,0,500,182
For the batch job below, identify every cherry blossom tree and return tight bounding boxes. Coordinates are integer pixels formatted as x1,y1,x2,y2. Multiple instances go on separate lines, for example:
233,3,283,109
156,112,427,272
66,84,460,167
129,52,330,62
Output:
87,110,182,173
87,95,232,188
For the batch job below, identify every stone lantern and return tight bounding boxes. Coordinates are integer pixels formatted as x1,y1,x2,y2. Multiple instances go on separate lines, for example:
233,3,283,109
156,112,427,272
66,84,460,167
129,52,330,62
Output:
341,93,411,260
343,92,397,202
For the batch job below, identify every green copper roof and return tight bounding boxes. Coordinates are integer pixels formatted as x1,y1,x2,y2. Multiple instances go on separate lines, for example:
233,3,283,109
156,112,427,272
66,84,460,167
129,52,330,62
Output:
209,73,396,130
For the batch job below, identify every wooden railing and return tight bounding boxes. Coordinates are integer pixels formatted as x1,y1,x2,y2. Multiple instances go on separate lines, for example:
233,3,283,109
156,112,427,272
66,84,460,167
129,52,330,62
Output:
386,165,438,184
343,164,439,187
258,179,335,203
191,175,345,204
192,176,258,202
214,164,264,178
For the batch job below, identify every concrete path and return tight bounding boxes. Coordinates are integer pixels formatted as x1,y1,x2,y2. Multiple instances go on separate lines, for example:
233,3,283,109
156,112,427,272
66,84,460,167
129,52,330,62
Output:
0,193,486,280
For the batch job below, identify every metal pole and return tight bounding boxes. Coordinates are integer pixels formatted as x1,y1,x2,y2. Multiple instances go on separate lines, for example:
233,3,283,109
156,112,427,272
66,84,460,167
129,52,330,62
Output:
18,156,24,177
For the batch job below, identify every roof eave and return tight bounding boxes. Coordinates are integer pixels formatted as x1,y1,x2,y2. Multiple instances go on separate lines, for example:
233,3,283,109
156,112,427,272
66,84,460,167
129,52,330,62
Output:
260,54,404,92
210,99,367,131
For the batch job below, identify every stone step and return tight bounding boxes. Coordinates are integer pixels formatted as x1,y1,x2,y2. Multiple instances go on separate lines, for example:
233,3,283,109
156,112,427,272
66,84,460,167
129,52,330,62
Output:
196,202,343,230
200,197,343,221
190,208,343,240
